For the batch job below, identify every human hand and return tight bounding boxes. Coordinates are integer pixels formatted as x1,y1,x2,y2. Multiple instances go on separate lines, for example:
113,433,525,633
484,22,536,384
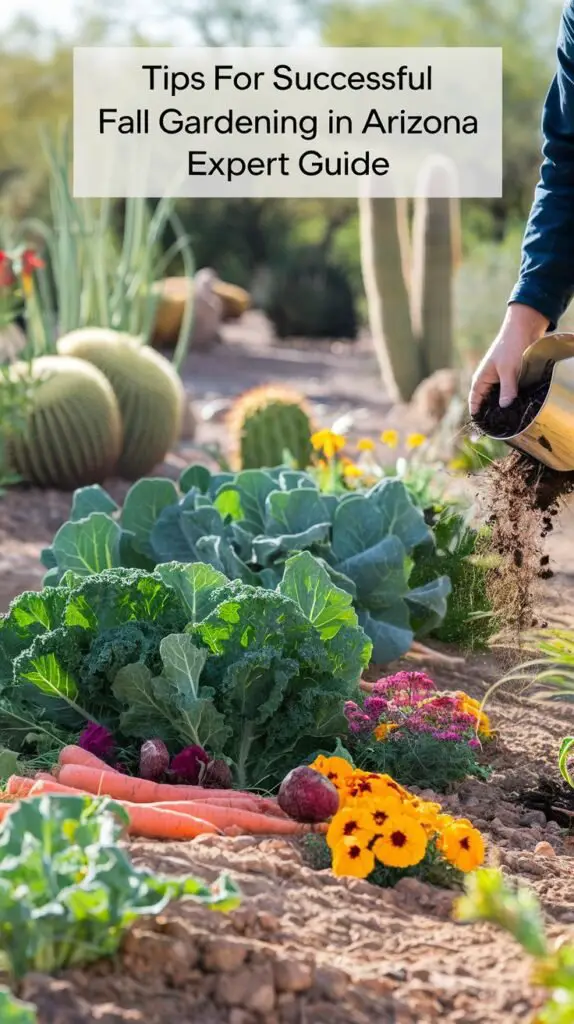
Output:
468,304,550,417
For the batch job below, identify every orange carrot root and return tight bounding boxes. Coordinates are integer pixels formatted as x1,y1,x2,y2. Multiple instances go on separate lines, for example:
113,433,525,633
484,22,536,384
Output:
58,745,118,773
5,776,35,798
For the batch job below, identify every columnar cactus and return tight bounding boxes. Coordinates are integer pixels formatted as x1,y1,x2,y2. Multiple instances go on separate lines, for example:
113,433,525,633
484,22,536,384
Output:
227,385,314,470
359,155,461,402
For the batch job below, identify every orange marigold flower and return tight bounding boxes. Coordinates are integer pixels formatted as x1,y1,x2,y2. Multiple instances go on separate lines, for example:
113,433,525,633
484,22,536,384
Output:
332,834,375,879
326,806,374,850
437,821,485,873
373,814,428,869
309,755,354,792
374,722,399,741
343,462,364,479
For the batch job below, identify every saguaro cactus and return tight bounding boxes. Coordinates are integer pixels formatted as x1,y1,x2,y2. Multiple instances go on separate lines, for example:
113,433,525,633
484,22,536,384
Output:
359,155,461,402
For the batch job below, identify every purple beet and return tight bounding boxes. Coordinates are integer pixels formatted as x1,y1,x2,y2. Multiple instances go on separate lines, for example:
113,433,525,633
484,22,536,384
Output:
139,739,170,781
278,766,340,823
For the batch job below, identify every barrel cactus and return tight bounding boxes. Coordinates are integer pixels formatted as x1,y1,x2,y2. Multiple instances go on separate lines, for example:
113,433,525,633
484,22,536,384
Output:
228,385,314,470
57,328,185,479
212,280,251,320
7,355,122,489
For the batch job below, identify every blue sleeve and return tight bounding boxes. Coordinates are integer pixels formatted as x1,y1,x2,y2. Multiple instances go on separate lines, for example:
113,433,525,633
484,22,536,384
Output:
510,2,574,329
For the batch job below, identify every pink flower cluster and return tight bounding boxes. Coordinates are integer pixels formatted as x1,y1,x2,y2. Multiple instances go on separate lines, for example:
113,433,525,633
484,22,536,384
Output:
344,672,481,748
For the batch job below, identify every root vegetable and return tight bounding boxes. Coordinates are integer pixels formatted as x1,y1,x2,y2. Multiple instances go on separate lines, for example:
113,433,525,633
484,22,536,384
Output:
58,745,118,773
139,739,170,781
278,766,339,823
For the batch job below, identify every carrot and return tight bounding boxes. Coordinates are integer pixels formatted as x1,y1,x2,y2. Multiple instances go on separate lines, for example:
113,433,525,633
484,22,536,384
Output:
121,802,220,840
57,765,264,808
5,776,35,798
146,800,328,836
58,745,118,773
29,779,90,797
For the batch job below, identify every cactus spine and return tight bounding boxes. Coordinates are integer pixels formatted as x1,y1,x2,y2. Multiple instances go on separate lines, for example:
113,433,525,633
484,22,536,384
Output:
57,328,185,480
7,355,123,489
227,385,314,470
359,155,461,402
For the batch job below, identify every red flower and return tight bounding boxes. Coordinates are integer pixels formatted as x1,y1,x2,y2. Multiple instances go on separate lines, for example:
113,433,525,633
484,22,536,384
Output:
21,249,44,275
0,251,15,289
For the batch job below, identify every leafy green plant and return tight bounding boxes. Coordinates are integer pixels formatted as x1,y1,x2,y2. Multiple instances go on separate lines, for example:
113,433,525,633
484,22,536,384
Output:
559,736,574,787
6,130,195,371
0,988,36,1023
39,465,451,665
0,554,371,789
455,868,574,1024
0,793,239,981
490,629,574,704
409,507,496,649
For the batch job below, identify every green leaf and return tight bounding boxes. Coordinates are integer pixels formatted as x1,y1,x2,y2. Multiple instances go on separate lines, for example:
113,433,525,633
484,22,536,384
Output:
407,576,452,635
367,479,432,551
156,561,228,623
0,987,37,1023
195,536,259,585
265,487,330,537
278,551,358,638
337,534,409,610
16,652,79,702
150,503,226,563
112,662,175,742
179,463,212,494
214,488,243,521
559,737,574,787
40,546,57,569
0,748,19,779
64,569,177,632
252,523,330,567
0,588,68,688
159,634,230,750
70,485,118,522
224,470,277,535
121,478,179,558
51,513,122,576
359,605,414,664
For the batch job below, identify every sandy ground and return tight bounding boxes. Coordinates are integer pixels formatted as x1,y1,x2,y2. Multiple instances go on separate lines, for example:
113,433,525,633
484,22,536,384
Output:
2,316,574,1023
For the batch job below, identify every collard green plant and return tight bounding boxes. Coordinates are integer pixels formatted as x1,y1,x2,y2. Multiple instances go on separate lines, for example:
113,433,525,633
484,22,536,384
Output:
0,555,371,788
40,465,451,664
0,794,239,981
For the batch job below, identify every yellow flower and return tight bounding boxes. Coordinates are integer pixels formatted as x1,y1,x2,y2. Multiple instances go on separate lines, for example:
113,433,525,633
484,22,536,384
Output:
406,432,427,450
359,795,404,834
356,438,375,452
404,799,442,834
342,770,407,806
326,806,374,850
373,814,428,868
332,834,376,879
380,429,399,449
437,821,485,872
311,429,346,460
374,723,399,741
309,755,354,792
343,462,364,479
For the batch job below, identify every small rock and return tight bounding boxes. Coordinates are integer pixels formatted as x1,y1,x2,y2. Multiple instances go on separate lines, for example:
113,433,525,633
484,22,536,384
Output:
228,1010,254,1024
274,958,314,993
546,821,563,834
534,841,557,858
411,968,431,982
258,911,280,932
217,965,276,1014
520,810,547,828
203,937,250,972
314,966,350,1000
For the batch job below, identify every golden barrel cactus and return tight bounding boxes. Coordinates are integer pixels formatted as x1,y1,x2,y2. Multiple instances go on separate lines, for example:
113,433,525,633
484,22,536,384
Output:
212,280,251,320
151,277,193,348
7,355,122,489
227,384,314,470
57,327,185,479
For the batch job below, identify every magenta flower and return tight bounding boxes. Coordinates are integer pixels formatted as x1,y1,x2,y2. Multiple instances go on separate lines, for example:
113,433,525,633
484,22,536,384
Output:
78,723,115,761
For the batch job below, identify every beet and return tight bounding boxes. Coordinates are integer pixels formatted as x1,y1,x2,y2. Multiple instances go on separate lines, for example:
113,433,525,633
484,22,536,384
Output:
169,745,210,784
139,739,170,781
202,759,233,789
278,766,340,823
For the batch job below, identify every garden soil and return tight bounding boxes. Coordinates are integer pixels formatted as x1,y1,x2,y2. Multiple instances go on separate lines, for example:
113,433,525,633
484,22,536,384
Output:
2,322,574,1023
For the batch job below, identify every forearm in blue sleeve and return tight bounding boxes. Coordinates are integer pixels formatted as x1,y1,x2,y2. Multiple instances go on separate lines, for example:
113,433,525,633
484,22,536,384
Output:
510,3,574,329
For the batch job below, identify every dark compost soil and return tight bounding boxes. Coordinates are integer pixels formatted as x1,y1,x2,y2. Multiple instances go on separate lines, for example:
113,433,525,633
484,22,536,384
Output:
473,362,554,439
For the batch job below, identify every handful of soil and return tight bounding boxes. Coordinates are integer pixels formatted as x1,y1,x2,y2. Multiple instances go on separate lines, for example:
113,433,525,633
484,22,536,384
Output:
473,360,554,439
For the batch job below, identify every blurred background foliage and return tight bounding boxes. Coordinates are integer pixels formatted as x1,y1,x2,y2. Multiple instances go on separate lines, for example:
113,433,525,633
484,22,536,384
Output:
0,0,570,355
